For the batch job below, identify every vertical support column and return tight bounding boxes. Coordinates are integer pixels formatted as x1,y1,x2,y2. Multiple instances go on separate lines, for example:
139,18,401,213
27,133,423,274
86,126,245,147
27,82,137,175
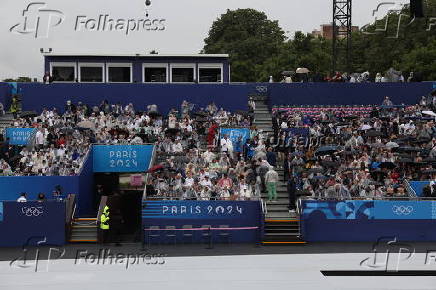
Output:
332,0,352,74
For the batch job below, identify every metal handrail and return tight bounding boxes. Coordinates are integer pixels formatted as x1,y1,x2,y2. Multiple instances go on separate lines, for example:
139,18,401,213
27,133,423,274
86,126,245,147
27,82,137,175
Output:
404,179,418,198
142,145,157,200
145,196,261,201
77,147,92,175
262,198,267,215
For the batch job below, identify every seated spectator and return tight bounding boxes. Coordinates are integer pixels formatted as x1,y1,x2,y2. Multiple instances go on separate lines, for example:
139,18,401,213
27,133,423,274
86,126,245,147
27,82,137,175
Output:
17,193,27,202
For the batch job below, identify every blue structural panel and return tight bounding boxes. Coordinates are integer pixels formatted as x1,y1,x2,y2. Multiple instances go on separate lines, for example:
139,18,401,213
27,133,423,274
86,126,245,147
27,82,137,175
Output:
0,201,66,247
2,82,432,115
301,200,436,242
17,83,249,114
142,200,262,244
93,145,154,173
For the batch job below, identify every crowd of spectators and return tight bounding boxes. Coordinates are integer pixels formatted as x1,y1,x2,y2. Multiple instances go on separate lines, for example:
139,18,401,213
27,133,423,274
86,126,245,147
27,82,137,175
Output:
272,92,436,209
145,103,276,201
1,90,435,207
276,68,424,83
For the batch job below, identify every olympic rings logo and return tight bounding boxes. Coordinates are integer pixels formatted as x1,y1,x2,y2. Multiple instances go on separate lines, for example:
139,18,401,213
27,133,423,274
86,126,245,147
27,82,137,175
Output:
392,205,413,215
255,86,268,93
21,207,44,217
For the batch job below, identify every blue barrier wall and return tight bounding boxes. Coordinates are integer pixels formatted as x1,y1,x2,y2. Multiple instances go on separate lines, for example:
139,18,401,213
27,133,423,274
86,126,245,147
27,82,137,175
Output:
0,83,11,109
77,150,94,217
12,82,435,115
0,201,65,247
266,82,434,106
410,181,434,197
0,176,79,201
142,200,262,243
17,83,249,114
0,151,94,217
301,200,436,242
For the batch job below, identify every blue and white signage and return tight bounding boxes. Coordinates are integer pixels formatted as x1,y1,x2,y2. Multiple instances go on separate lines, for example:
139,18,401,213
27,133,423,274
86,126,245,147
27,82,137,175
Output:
5,128,36,145
93,145,154,173
219,128,250,153
302,200,436,220
142,200,260,220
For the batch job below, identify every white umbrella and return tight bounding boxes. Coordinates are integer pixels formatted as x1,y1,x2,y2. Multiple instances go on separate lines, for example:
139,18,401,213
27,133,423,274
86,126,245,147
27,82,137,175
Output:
77,120,95,130
360,124,372,131
385,141,399,149
422,111,436,117
296,67,310,74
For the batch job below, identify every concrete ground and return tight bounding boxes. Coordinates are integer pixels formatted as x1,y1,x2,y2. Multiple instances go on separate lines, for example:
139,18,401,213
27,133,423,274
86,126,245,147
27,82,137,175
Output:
1,242,436,290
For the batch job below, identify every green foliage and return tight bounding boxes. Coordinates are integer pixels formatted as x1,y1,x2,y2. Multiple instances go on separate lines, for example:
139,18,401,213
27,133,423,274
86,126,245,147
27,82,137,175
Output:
2,77,32,82
203,9,285,82
203,5,436,82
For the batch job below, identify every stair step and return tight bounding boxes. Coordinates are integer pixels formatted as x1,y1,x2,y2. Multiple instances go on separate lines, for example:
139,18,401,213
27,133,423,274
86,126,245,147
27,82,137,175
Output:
266,213,293,218
71,232,98,238
265,232,300,237
261,241,306,245
69,239,98,243
265,219,300,223
72,225,97,229
265,229,300,234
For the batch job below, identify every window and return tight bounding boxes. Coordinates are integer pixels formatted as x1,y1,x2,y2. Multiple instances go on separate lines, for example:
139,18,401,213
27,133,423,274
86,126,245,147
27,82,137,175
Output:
171,65,195,83
107,64,132,83
51,63,76,82
144,67,167,82
78,63,104,83
143,63,168,83
199,67,222,83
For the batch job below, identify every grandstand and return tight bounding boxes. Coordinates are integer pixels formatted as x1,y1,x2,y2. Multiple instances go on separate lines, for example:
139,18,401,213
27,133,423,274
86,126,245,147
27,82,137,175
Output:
0,79,435,247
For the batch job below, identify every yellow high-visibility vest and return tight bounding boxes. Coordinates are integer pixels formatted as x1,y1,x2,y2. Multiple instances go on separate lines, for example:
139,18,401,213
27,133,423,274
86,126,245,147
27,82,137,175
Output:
100,213,109,230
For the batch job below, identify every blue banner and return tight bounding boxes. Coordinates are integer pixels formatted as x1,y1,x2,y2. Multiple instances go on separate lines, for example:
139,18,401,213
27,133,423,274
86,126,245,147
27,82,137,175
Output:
5,128,36,145
410,181,434,197
0,202,3,222
0,201,65,247
93,145,154,173
302,200,436,220
142,200,261,243
219,128,250,153
281,128,310,145
142,200,259,219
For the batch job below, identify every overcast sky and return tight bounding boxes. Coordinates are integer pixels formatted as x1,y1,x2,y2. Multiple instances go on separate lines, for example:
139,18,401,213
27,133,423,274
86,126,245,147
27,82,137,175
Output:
0,0,409,80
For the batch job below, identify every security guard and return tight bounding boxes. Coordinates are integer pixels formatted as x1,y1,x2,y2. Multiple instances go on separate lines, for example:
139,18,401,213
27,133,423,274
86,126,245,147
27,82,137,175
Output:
99,205,110,244
10,95,19,119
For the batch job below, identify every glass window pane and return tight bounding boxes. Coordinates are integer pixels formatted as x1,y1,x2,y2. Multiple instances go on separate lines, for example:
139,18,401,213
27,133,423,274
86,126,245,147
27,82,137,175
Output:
171,68,194,83
144,67,167,82
80,67,103,82
108,67,131,82
199,68,222,83
52,66,75,82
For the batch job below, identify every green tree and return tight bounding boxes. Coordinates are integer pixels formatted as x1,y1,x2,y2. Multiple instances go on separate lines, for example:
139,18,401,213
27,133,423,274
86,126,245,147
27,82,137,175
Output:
2,77,32,82
203,4,436,82
203,9,286,82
